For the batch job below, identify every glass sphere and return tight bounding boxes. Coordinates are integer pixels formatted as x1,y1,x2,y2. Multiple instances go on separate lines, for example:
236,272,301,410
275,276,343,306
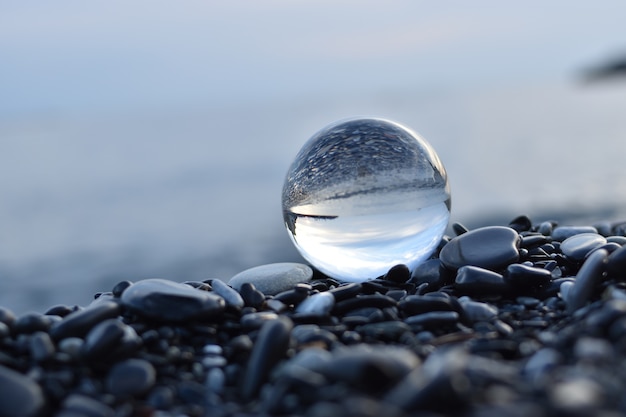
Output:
282,117,451,282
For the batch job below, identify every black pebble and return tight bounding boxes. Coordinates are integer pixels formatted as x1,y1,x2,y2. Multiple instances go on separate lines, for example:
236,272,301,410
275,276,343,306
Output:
241,317,293,401
439,226,520,271
455,265,509,295
384,264,411,283
50,301,121,341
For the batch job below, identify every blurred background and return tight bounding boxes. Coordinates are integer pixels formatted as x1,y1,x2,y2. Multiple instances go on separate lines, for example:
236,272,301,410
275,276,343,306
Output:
1,1,626,313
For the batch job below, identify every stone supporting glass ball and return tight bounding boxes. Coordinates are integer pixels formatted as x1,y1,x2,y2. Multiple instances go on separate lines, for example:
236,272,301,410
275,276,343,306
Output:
282,117,451,282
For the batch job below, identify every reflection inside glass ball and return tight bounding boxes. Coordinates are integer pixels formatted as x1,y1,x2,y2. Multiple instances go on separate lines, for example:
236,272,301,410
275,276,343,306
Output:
282,117,451,282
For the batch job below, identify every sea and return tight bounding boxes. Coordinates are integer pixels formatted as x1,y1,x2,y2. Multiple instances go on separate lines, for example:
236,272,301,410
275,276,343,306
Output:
2,78,626,314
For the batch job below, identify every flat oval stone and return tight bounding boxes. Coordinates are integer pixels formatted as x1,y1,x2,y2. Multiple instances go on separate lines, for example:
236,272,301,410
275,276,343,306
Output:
0,364,46,417
398,295,455,316
120,279,225,322
565,249,609,313
50,301,121,341
228,263,313,295
105,359,156,397
560,233,607,261
439,226,520,271
551,226,598,242
455,265,508,295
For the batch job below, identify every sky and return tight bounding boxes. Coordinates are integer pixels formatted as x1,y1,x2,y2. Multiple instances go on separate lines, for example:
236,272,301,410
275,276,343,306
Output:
2,1,625,116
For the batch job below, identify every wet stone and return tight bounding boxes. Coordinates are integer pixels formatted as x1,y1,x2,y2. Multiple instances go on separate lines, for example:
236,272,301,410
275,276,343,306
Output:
228,263,313,295
120,278,226,322
50,301,121,340
503,263,552,289
105,358,156,397
81,319,127,361
383,264,411,283
455,265,509,295
439,226,520,271
0,364,47,417
210,279,245,309
508,214,532,232
238,282,266,309
295,292,335,315
274,284,311,305
565,249,609,313
607,235,626,245
560,233,607,261
409,258,448,288
398,294,455,316
606,245,626,279
241,317,293,401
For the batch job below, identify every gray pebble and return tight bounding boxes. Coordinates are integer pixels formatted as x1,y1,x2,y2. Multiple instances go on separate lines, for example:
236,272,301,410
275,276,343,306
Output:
229,263,313,295
551,226,598,241
560,233,607,261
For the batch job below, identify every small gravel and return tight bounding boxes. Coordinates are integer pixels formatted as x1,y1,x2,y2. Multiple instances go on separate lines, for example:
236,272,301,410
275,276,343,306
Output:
1,215,626,416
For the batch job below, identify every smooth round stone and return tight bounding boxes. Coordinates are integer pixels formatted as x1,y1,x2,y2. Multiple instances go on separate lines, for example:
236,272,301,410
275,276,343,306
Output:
81,319,127,360
560,233,607,261
551,226,598,242
105,359,156,397
120,279,225,322
228,263,313,296
565,249,609,313
455,265,508,295
439,226,520,271
295,292,335,315
0,364,47,417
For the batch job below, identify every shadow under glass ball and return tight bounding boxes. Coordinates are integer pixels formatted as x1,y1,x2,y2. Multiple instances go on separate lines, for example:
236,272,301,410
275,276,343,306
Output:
282,117,451,283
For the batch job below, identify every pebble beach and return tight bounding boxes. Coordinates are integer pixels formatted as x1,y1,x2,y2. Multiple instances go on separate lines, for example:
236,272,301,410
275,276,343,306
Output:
2,214,626,416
